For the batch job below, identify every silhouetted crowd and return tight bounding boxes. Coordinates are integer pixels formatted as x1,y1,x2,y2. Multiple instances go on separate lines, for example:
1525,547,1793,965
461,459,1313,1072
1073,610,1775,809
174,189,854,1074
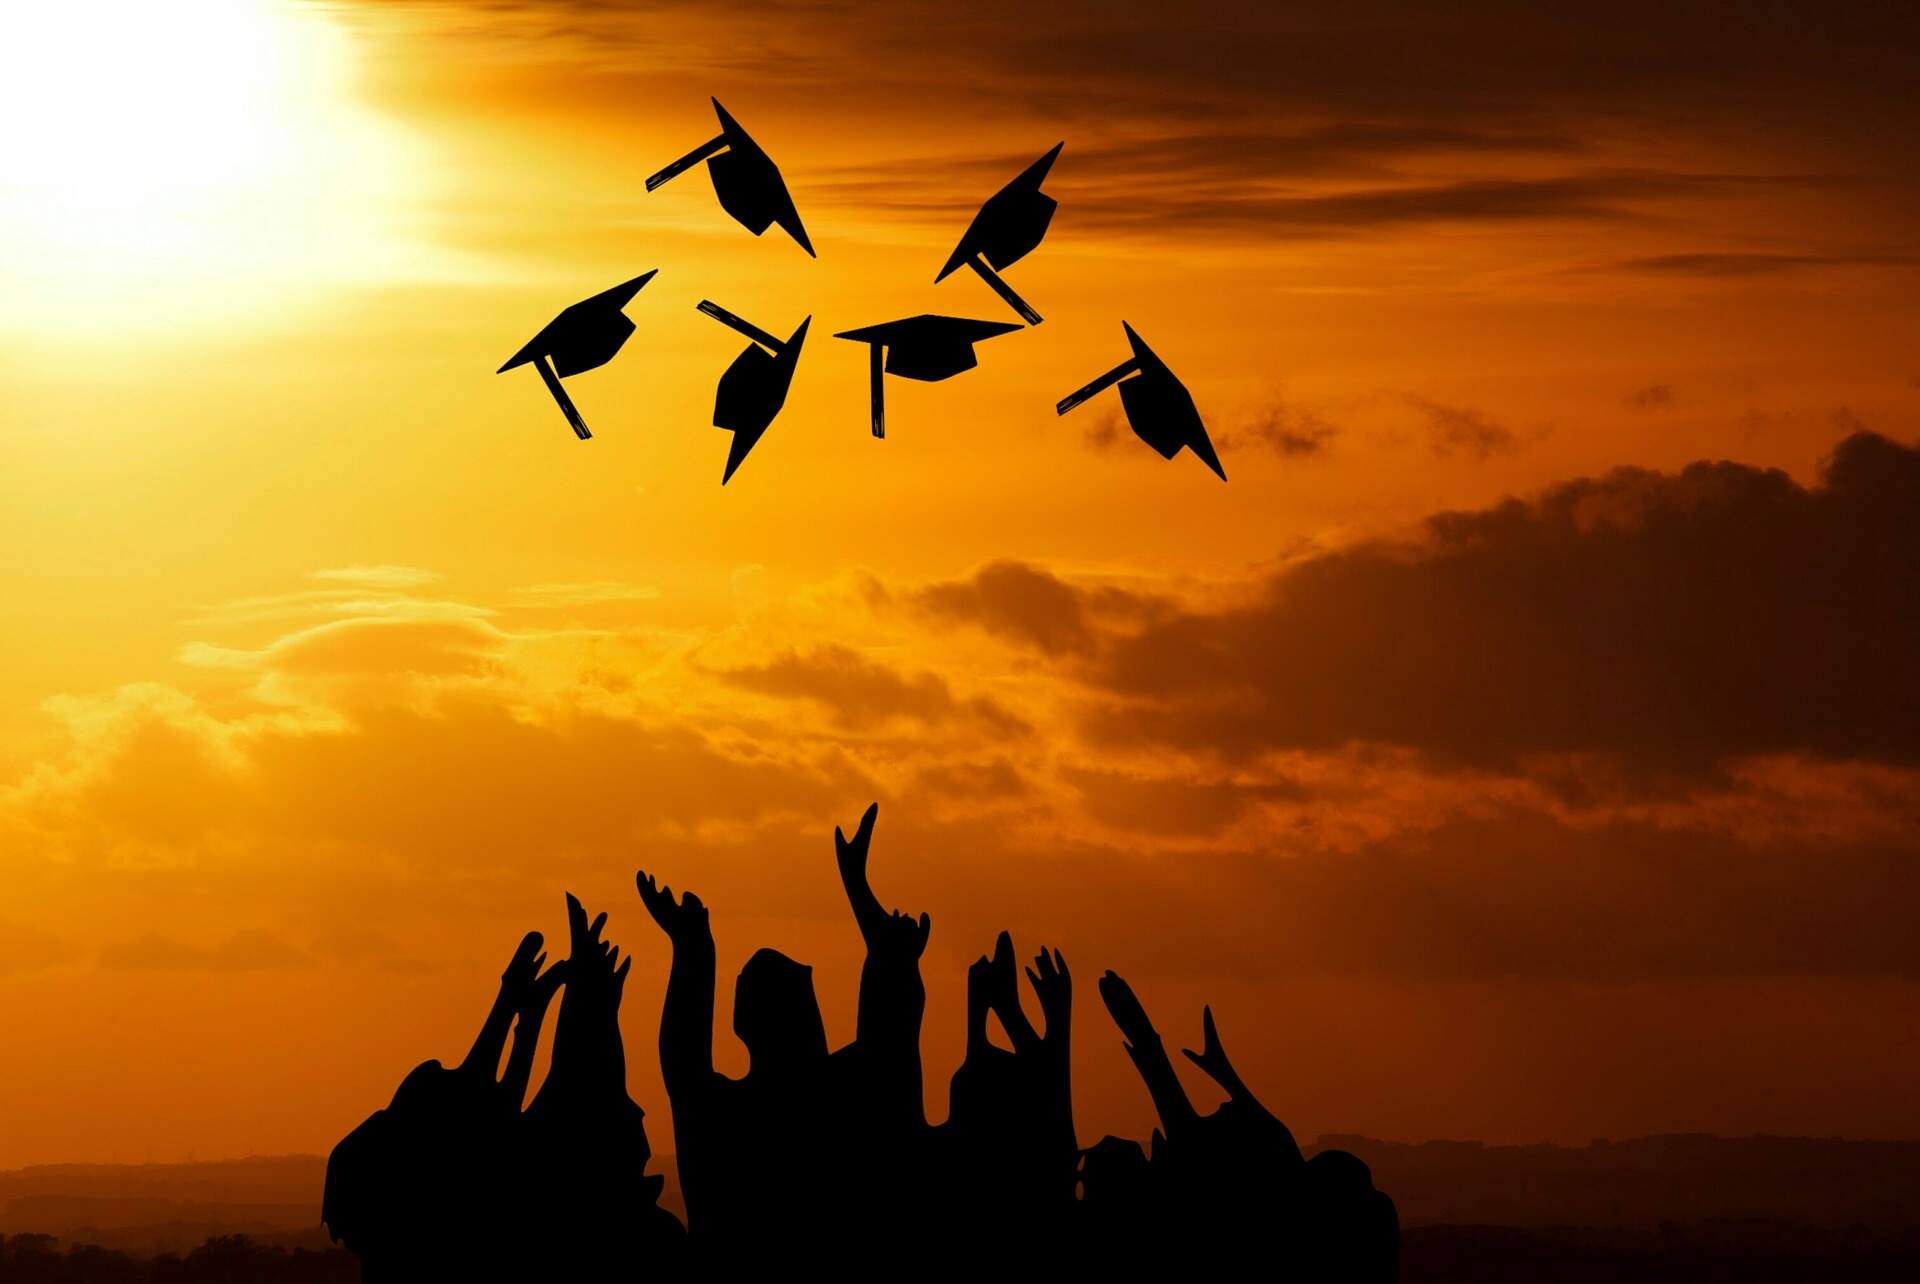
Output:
323,805,1398,1279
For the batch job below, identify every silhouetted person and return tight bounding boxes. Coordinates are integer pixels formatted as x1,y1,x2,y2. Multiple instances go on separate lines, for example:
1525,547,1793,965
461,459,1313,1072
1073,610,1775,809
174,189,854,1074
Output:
932,931,1076,1268
519,894,685,1277
636,802,930,1268
323,931,563,1281
1098,971,1397,1279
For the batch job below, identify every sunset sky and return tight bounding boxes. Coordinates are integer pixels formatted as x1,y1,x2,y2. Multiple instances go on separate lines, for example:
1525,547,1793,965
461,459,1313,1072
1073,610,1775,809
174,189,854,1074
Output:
2,0,1918,1170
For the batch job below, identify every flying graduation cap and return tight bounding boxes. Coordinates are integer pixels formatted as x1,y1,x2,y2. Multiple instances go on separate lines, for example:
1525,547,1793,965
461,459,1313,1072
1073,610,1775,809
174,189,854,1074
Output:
1056,322,1226,480
697,300,811,484
834,314,1022,439
646,99,815,257
497,271,657,441
936,142,1063,325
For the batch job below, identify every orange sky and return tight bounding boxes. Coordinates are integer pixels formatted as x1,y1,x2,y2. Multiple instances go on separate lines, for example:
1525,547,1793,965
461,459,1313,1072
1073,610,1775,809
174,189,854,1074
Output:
2,0,1919,1169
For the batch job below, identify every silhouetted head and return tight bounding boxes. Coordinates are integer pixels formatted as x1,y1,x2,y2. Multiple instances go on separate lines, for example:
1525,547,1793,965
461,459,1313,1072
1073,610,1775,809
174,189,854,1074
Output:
733,948,827,1076
1304,1149,1380,1205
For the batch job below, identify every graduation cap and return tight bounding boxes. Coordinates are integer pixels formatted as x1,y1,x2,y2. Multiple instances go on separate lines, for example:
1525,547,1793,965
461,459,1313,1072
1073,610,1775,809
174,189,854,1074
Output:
496,272,656,441
833,314,1022,439
936,142,1063,325
697,300,810,484
646,99,815,257
1056,322,1225,480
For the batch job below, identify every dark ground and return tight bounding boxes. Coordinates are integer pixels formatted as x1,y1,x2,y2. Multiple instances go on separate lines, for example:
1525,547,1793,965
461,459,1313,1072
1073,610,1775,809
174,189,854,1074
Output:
4,1135,1918,1280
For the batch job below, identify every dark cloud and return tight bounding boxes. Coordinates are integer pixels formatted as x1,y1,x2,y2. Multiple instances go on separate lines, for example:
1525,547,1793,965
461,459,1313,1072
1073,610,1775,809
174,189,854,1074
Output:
843,806,1920,984
718,644,1029,734
1628,383,1675,410
916,432,1920,777
1061,766,1308,836
1224,401,1340,458
1405,395,1519,459
912,758,1029,801
907,561,1166,658
1613,252,1919,277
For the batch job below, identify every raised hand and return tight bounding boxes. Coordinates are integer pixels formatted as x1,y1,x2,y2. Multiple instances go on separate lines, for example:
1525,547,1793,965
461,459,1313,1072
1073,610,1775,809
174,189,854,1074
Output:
502,953,568,1110
834,801,879,894
869,906,932,963
1181,1005,1251,1100
636,872,712,947
987,931,1040,1054
459,930,549,1080
1025,945,1071,1044
1100,969,1197,1138
1098,970,1159,1050
499,930,549,1006
834,802,886,940
522,953,567,1017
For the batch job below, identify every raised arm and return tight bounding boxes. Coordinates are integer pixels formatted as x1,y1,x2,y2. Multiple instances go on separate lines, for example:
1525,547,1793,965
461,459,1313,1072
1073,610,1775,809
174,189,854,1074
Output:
834,802,887,944
457,930,545,1080
1099,970,1199,1139
986,930,1041,1056
1027,945,1078,1161
636,871,717,1094
501,952,567,1111
1182,1005,1302,1164
537,895,631,1103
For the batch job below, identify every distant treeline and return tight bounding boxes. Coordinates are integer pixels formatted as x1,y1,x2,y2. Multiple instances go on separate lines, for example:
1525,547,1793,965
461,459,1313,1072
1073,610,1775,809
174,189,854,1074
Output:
0,1233,355,1283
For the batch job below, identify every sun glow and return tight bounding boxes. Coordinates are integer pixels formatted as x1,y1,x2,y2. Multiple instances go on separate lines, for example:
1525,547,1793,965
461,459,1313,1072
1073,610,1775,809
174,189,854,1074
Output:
0,0,453,333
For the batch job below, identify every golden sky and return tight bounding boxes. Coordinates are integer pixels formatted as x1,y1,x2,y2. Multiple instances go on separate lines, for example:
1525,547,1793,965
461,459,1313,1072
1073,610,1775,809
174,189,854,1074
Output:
2,0,1919,1168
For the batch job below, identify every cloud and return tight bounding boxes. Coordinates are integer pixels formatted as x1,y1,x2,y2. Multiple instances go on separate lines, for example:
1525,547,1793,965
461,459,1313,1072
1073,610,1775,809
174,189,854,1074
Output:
1061,765,1309,837
1404,395,1520,459
716,645,1029,734
1627,383,1675,410
1227,400,1340,458
508,581,661,608
906,561,1165,658
912,758,1029,802
309,565,440,589
1612,253,1918,277
915,432,1920,779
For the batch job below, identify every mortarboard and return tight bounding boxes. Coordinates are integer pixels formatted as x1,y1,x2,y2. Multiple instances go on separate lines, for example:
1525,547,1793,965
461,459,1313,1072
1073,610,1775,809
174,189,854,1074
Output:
833,314,1023,439
497,271,657,440
646,99,815,257
936,143,1063,325
1056,321,1225,480
697,300,810,484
